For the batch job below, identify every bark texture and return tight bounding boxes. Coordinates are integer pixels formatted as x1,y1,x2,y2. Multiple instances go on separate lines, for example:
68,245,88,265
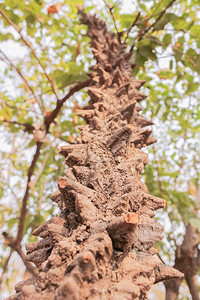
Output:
6,10,183,300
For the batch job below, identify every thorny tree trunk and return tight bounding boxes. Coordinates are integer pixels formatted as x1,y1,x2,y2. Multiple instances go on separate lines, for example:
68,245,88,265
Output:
6,9,183,300
164,224,200,300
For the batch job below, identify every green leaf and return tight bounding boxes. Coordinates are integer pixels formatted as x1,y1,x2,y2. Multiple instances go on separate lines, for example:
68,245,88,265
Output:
7,217,17,230
162,34,172,49
183,48,200,72
119,13,139,29
190,24,200,36
172,16,188,30
139,46,157,60
186,82,199,94
132,50,147,69
153,13,175,30
156,69,174,79
52,63,88,89
26,140,36,148
146,36,161,45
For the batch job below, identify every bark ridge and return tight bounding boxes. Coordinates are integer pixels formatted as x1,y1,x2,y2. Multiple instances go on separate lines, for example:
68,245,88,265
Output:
6,9,183,300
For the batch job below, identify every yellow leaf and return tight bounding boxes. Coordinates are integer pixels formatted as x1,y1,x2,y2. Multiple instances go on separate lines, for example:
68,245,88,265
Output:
157,30,163,36
189,182,197,197
175,42,181,47
73,115,78,125
47,3,64,14
69,134,75,143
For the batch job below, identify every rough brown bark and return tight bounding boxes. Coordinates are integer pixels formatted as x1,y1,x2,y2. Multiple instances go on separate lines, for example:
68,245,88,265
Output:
6,10,183,300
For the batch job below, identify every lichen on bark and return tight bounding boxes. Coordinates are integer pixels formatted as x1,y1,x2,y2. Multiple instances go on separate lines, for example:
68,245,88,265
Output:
6,9,183,300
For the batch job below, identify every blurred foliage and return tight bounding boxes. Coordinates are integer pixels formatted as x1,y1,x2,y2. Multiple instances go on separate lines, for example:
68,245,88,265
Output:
0,0,200,298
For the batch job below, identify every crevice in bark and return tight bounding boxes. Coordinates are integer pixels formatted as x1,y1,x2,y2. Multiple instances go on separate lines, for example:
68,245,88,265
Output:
6,9,183,300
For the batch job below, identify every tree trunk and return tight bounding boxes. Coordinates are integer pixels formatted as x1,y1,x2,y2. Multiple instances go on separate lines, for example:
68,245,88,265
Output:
164,278,182,300
6,9,183,300
164,224,200,300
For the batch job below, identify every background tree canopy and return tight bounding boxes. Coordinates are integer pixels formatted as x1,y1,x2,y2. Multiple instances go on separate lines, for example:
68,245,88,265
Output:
0,0,200,299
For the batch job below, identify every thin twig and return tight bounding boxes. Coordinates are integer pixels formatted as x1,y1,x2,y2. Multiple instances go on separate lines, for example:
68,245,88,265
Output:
127,0,181,29
103,0,121,42
124,12,140,43
129,0,177,52
135,0,163,27
0,8,59,101
0,93,39,113
0,250,13,287
2,119,35,132
0,49,43,112
139,0,177,40
15,245,37,276
16,141,43,243
157,252,166,264
29,152,49,188
44,78,91,132
173,45,196,67
110,0,121,10
2,232,37,276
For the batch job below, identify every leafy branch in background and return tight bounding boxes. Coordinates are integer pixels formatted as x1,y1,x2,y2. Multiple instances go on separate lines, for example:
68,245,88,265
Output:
0,0,200,299
0,49,42,111
16,77,90,244
0,0,90,293
0,7,59,100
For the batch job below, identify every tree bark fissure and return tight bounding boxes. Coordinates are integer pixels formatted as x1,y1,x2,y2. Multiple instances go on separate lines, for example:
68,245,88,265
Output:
6,9,183,300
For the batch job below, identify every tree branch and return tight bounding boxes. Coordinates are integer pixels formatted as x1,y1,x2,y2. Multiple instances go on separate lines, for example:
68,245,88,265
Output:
15,245,37,276
173,45,196,67
0,12,90,271
44,78,91,132
157,252,166,264
15,79,90,245
129,0,177,52
124,12,140,43
103,0,121,42
139,0,177,40
0,49,43,112
2,119,35,133
0,250,13,287
0,8,59,101
16,141,43,243
185,274,200,300
29,152,49,188
2,232,37,276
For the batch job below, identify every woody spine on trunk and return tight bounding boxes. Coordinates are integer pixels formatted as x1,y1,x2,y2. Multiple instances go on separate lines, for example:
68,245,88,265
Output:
6,9,183,300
